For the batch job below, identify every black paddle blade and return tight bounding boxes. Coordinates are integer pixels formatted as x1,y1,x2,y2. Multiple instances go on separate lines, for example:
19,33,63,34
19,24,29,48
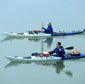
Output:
31,53,41,56
65,46,74,50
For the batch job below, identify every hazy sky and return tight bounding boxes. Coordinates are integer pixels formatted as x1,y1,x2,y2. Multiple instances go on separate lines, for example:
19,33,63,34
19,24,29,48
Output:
0,0,85,31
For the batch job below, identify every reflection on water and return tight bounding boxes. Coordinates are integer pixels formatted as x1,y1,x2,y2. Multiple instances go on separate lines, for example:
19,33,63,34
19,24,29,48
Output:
44,37,53,48
36,60,73,77
5,61,31,68
54,61,65,73
1,36,25,42
1,36,53,48
53,61,73,77
5,60,73,78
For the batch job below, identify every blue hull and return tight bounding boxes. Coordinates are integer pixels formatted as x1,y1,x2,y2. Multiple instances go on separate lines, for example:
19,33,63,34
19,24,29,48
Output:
32,53,85,60
62,54,85,60
51,31,84,36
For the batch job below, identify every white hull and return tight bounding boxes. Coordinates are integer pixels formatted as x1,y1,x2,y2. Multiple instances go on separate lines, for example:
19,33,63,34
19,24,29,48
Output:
5,56,61,62
3,32,51,37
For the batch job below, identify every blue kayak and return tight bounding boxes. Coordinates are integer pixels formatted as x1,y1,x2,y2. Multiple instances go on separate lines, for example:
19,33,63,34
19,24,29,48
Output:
5,54,85,62
3,29,85,37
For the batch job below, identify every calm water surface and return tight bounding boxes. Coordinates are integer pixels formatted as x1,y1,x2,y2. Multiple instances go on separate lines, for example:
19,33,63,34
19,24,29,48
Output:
0,0,85,84
0,34,85,84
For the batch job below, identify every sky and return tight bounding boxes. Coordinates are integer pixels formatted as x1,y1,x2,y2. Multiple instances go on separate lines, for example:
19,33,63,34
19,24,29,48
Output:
0,0,85,31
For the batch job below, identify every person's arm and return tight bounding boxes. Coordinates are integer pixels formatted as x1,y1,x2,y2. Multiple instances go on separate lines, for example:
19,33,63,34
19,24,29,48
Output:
49,48,57,55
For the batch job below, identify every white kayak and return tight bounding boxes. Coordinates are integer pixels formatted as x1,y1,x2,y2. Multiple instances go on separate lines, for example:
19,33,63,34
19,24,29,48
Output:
5,56,61,62
3,32,51,37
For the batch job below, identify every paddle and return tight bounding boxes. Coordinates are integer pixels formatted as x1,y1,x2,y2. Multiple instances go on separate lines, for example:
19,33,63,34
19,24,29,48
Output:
65,46,74,50
41,22,45,32
31,46,74,56
41,22,44,29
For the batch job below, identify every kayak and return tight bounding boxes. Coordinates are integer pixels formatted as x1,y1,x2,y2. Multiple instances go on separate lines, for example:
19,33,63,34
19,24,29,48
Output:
3,29,85,37
5,54,85,62
3,32,50,37
5,56,61,62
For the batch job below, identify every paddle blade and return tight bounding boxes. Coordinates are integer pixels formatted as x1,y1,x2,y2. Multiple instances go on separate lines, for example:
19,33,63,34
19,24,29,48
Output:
31,53,41,56
65,70,73,77
65,46,74,50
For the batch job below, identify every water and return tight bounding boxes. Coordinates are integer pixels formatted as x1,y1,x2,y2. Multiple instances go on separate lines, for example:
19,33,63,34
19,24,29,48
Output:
0,34,85,84
0,0,85,84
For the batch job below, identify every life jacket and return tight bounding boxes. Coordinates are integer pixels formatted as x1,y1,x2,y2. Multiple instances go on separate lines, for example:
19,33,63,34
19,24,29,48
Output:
44,25,54,34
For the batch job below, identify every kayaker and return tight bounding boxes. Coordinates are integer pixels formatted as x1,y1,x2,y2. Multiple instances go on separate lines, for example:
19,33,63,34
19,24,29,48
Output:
42,22,54,34
42,42,65,57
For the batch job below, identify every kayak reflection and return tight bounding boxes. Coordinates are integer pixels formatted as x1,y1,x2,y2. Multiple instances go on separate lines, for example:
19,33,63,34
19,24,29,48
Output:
5,60,73,78
1,36,53,48
1,36,25,42
5,61,31,68
35,60,73,77
53,61,73,77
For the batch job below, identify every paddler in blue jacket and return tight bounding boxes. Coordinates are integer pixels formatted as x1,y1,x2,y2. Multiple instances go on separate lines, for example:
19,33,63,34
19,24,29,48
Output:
43,42,65,57
42,22,54,34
